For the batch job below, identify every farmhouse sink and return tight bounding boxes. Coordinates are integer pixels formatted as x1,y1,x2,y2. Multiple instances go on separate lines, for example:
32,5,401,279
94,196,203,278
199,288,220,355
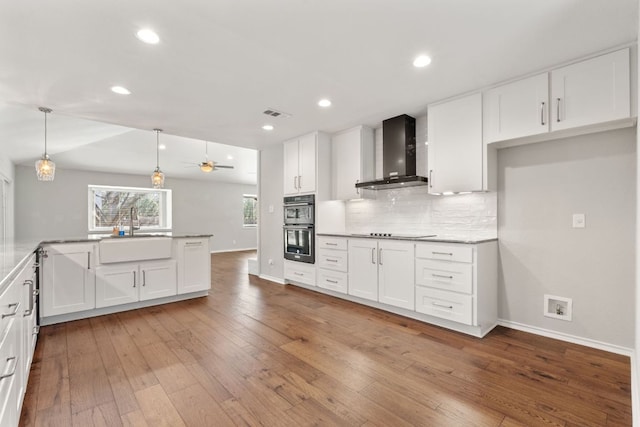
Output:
99,236,172,263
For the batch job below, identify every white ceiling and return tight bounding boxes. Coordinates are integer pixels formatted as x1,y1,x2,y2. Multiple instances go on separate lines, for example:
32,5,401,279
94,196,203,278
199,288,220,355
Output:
0,0,637,181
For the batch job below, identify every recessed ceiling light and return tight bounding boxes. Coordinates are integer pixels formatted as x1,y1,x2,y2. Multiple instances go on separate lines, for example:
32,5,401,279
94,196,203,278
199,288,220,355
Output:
413,55,432,68
136,29,160,44
158,144,166,150
111,86,131,95
318,99,332,108
262,124,274,131
227,155,234,160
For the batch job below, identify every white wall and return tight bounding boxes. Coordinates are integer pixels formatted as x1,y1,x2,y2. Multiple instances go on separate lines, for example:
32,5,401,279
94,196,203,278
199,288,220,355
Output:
0,153,14,240
498,127,636,349
14,165,257,252
258,144,284,281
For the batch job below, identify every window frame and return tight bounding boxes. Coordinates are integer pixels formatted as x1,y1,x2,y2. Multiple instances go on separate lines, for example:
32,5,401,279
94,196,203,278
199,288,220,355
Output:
242,194,258,228
87,184,172,233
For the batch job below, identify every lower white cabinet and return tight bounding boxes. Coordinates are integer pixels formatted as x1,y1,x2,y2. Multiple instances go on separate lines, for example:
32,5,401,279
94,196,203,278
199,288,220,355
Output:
348,238,415,310
175,238,211,294
0,253,39,427
284,260,316,286
41,243,96,318
96,260,177,309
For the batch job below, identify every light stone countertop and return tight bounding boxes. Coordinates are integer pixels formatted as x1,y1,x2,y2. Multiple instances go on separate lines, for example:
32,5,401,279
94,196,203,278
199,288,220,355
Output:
316,232,497,244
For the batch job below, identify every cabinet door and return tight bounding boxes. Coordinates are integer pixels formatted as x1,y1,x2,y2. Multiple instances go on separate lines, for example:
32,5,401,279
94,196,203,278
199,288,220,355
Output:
140,260,177,301
378,241,415,310
95,264,138,308
332,127,374,200
348,239,378,301
297,133,317,193
176,239,211,294
483,73,549,143
283,139,300,195
41,244,96,317
551,48,630,131
427,93,483,193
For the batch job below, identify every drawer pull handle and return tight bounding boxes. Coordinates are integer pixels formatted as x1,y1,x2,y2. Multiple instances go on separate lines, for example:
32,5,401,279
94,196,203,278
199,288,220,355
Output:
33,325,40,335
185,242,203,246
294,272,304,276
432,251,453,256
432,273,454,279
326,243,338,246
326,258,338,263
133,271,136,287
326,279,338,284
0,356,17,380
432,302,453,309
2,303,19,319
24,279,35,316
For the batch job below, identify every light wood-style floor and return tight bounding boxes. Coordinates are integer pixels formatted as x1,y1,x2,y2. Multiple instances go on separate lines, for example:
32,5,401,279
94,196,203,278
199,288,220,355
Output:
20,250,631,426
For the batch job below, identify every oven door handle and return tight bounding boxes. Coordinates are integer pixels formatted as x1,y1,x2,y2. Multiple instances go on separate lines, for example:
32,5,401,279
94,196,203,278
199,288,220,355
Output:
283,225,314,230
284,202,313,207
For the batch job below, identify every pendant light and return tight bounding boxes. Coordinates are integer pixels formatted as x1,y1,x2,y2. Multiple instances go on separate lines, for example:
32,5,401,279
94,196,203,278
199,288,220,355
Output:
151,128,165,188
200,141,214,172
35,107,56,181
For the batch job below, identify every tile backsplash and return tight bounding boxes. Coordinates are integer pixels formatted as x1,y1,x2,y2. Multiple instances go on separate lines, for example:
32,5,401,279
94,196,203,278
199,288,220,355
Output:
345,187,497,239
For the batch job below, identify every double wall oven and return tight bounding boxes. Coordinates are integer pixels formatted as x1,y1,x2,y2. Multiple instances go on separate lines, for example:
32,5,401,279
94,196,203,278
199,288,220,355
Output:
283,194,314,264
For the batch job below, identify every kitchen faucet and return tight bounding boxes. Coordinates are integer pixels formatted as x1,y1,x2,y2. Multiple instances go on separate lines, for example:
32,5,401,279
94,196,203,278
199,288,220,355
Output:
129,207,140,236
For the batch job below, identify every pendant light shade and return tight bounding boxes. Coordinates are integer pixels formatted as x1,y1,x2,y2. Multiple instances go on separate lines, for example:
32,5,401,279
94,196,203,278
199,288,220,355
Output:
151,128,165,188
35,107,56,181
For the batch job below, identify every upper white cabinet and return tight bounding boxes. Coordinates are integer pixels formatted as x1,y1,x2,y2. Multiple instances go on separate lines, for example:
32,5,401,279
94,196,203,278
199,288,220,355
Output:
483,48,631,146
284,131,331,198
41,243,96,317
427,93,484,193
483,73,549,143
331,126,374,200
551,48,630,131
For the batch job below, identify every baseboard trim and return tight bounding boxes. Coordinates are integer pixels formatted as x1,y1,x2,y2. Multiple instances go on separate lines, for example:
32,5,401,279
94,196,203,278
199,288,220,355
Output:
631,350,639,426
210,247,257,254
498,319,633,357
258,274,286,285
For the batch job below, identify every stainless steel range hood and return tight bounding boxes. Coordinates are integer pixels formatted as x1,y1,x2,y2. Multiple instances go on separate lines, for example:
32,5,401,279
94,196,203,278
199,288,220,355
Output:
355,114,428,190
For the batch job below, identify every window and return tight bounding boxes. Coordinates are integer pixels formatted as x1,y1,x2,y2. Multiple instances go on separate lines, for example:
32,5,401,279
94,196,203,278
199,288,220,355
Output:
88,185,172,232
243,194,258,227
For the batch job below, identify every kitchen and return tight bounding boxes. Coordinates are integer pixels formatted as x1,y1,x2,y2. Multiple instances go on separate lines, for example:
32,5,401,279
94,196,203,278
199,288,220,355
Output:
0,1,638,426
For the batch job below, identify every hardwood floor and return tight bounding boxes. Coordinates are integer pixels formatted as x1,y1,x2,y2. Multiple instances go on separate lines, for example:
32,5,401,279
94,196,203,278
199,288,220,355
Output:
20,250,631,426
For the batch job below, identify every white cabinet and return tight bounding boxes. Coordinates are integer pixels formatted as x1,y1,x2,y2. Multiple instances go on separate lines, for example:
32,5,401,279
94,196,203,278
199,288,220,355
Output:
283,131,331,198
551,48,630,131
348,239,378,301
483,48,631,146
483,73,549,143
41,243,96,317
284,260,316,287
96,260,177,309
414,241,497,335
175,238,211,294
284,133,317,195
331,126,374,200
377,240,415,310
0,253,39,427
427,93,484,193
348,238,415,310
317,236,348,294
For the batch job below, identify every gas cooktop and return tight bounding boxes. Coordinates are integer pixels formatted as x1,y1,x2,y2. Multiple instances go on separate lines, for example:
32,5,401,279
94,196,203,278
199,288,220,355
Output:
350,233,437,239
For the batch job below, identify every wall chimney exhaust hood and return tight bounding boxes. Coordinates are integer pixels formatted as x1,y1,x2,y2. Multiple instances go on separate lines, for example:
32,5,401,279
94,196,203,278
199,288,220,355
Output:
355,114,428,190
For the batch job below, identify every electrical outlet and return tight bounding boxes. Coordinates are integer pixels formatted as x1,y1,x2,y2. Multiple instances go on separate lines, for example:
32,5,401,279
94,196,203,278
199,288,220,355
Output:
572,213,585,228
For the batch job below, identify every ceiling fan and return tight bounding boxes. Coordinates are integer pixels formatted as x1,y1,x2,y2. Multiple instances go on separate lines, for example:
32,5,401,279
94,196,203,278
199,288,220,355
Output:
191,141,234,173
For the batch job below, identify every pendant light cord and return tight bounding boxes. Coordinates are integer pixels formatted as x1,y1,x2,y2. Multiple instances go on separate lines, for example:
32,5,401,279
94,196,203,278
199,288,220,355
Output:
39,107,52,157
153,128,163,170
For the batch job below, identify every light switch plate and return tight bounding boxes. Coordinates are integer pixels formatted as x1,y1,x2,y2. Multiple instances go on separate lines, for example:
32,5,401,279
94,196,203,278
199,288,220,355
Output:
572,213,585,228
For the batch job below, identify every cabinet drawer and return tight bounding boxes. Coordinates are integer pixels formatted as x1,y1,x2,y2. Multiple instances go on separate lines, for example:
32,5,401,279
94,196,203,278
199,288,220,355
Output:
415,259,473,294
317,237,348,251
416,243,473,263
284,262,316,287
416,287,473,325
0,282,20,342
317,270,348,294
317,249,348,272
